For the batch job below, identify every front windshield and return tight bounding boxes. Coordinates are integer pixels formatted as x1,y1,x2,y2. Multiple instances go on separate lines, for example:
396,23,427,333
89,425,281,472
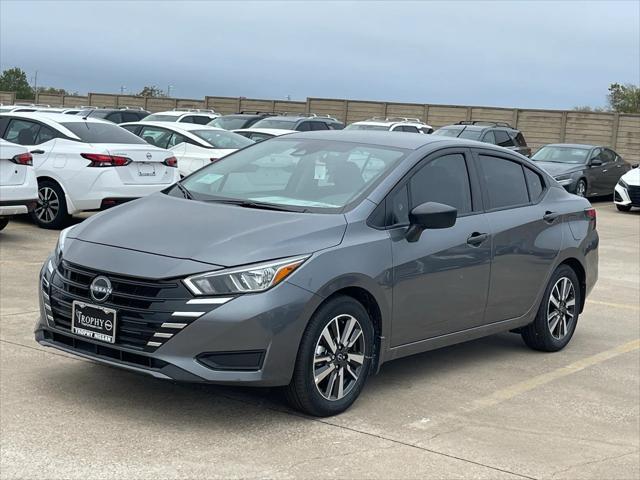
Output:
251,118,297,129
344,124,389,131
144,114,179,122
192,130,254,149
208,116,253,130
433,127,463,137
532,146,590,164
178,138,408,212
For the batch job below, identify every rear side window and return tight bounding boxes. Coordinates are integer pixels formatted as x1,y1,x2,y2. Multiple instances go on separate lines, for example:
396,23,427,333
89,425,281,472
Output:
409,153,473,215
36,126,57,144
297,122,312,132
105,112,123,123
121,112,141,123
4,119,41,145
515,132,527,147
479,155,529,209
190,116,211,125
524,167,544,201
140,126,172,148
494,130,515,147
61,122,147,144
482,130,496,144
310,122,329,131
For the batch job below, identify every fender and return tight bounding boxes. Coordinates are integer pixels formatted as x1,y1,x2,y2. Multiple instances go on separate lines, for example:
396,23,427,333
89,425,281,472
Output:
35,172,79,214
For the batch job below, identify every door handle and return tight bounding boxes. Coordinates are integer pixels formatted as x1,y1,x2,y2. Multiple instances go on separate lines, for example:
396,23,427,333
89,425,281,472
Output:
30,149,45,154
543,211,560,223
467,232,489,246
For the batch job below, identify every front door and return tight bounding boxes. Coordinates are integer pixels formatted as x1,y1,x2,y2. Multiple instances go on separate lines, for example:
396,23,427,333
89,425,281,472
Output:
390,149,491,346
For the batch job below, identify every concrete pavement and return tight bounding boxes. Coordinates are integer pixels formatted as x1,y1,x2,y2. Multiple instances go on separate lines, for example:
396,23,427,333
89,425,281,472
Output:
1,201,638,479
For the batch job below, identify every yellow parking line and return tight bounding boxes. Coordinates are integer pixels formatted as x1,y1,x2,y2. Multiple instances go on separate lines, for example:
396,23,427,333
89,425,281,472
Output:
463,339,640,413
587,300,640,311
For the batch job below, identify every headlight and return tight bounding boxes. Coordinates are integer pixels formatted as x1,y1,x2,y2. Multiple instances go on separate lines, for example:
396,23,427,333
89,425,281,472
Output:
183,255,309,296
55,225,75,260
554,174,574,186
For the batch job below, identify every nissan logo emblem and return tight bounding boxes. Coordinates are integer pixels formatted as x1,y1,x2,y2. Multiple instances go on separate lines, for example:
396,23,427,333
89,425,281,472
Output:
89,276,113,303
146,152,152,160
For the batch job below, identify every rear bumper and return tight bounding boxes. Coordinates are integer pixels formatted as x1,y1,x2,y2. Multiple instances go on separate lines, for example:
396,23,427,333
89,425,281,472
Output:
67,180,177,213
0,198,38,216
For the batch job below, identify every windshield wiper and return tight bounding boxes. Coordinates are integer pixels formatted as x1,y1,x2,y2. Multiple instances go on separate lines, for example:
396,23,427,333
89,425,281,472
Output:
174,182,193,199
205,197,305,212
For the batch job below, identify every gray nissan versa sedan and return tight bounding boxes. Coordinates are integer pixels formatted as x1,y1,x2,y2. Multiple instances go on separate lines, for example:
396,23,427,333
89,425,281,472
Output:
35,131,598,416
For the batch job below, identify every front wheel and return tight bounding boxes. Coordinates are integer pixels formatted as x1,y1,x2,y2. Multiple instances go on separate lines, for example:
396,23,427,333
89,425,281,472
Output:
521,265,581,352
616,204,632,212
575,179,587,197
285,296,374,417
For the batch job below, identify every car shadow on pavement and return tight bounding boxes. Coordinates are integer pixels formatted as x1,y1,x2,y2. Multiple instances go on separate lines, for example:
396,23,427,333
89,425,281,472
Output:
38,331,529,424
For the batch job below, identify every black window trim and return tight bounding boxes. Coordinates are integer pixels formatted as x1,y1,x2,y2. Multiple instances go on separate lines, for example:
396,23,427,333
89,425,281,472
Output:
368,147,483,230
2,117,71,145
472,148,549,213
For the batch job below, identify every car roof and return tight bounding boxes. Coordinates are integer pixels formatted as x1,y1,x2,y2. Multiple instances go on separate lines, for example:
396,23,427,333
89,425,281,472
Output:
0,111,112,125
233,128,297,136
126,121,225,132
279,130,456,149
543,143,598,149
148,110,216,117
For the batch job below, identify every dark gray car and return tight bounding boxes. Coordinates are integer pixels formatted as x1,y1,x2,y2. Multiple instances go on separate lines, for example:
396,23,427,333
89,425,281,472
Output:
531,143,631,197
35,131,598,416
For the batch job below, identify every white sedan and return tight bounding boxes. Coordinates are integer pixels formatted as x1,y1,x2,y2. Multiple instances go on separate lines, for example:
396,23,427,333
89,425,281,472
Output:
0,112,179,229
122,122,254,177
0,139,38,231
614,166,640,212
233,128,297,142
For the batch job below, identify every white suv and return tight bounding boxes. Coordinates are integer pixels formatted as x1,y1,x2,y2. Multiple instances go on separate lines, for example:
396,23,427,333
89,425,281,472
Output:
345,117,433,134
143,109,219,125
0,139,38,231
0,112,180,229
121,121,254,177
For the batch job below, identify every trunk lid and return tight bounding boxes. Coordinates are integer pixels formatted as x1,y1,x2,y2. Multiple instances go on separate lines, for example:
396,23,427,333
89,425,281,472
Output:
100,144,175,185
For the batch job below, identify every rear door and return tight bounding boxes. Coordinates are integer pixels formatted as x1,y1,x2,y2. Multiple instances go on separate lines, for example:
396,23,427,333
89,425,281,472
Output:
390,148,492,345
474,149,562,322
587,148,608,194
600,148,623,192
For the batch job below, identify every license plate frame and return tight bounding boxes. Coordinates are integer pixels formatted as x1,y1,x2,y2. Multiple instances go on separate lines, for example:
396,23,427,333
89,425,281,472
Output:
137,162,156,177
71,301,117,344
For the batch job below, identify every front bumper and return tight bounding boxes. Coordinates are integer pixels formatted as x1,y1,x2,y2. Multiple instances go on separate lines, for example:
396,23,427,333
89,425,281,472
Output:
614,182,639,207
35,257,319,386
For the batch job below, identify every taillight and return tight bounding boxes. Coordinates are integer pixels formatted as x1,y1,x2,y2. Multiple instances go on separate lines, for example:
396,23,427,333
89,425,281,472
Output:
210,157,220,163
81,153,131,167
585,207,596,228
163,156,178,167
10,152,33,166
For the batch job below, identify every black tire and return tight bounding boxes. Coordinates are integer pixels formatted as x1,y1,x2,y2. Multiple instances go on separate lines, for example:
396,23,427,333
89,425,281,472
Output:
30,180,70,229
285,296,374,417
575,179,587,198
616,204,632,212
0,218,8,231
521,264,581,352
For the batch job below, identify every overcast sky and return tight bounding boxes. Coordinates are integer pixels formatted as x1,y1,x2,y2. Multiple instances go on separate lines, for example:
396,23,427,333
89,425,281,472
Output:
1,0,638,109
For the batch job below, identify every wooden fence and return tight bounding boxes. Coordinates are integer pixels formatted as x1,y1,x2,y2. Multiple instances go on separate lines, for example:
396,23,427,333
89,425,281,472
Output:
2,91,638,162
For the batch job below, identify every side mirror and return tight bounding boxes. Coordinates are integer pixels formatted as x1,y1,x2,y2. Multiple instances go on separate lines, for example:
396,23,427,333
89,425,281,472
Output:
632,163,639,169
406,202,457,242
590,158,603,167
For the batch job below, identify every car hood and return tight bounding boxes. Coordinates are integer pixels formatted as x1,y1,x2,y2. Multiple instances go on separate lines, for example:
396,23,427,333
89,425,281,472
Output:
621,168,640,186
531,161,585,177
68,193,347,268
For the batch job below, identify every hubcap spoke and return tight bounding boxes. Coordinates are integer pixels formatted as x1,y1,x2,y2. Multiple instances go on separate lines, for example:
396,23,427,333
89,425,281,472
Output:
548,276,576,340
313,313,366,402
548,312,561,334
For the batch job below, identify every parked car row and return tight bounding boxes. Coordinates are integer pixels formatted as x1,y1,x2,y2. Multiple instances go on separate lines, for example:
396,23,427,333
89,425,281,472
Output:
0,104,637,232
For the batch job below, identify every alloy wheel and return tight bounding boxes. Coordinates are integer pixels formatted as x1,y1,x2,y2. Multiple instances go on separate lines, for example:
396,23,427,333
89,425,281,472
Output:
547,277,576,340
313,314,366,401
35,186,60,224
575,181,586,197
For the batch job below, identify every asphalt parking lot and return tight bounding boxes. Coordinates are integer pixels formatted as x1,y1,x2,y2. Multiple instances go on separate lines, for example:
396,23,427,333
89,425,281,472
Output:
0,200,638,480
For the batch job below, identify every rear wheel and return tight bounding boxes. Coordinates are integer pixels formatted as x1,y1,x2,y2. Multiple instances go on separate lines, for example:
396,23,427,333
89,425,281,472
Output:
575,179,587,197
0,218,9,231
285,296,374,417
30,180,70,229
521,265,581,352
616,204,632,212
